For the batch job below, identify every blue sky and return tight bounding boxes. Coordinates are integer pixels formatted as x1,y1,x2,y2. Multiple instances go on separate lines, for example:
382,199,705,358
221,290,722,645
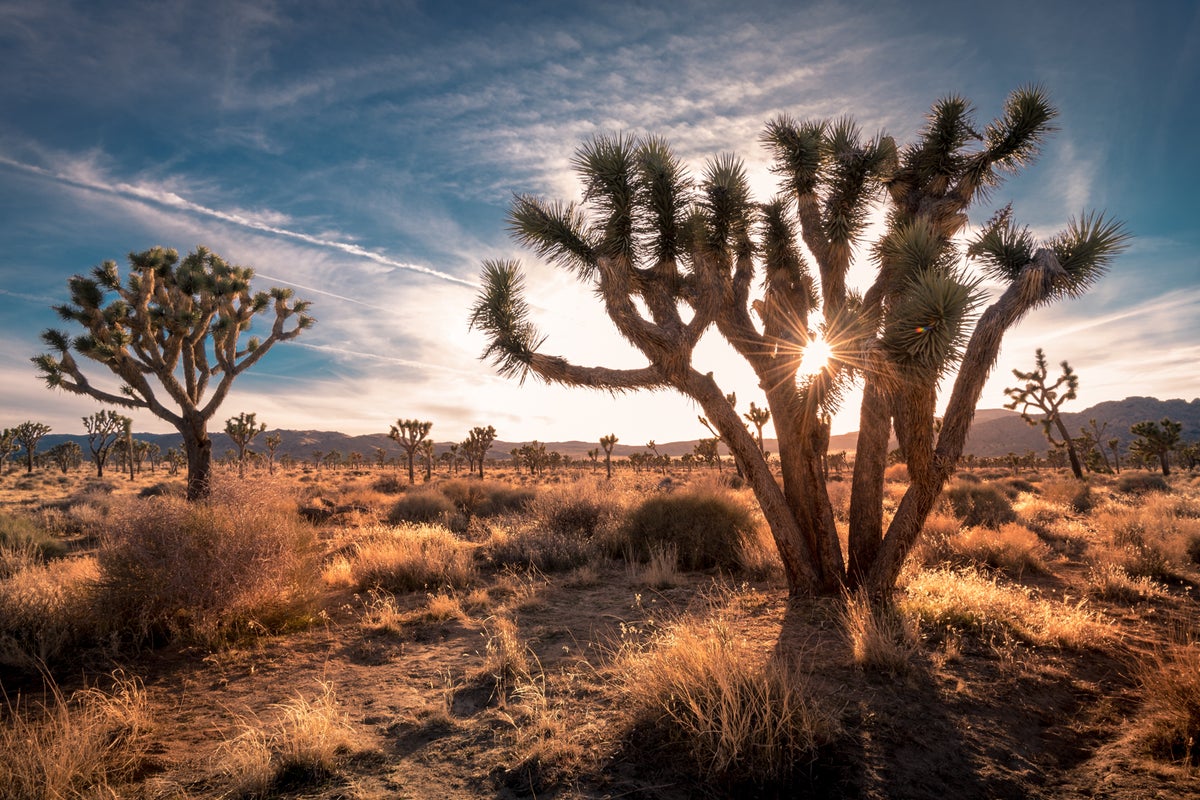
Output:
1,0,1197,445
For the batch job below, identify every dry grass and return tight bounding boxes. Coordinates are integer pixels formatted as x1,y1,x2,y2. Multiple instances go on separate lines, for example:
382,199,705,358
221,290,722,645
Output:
840,590,917,674
618,482,758,571
630,542,682,588
342,522,476,592
901,567,1110,648
0,672,152,800
614,611,839,786
482,519,598,572
97,479,320,646
1085,562,1168,602
0,555,99,668
1134,644,1200,767
478,615,532,699
216,681,363,798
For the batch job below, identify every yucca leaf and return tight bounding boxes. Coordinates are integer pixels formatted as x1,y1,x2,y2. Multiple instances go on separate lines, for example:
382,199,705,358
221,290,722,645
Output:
507,194,597,278
882,269,984,376
469,259,545,381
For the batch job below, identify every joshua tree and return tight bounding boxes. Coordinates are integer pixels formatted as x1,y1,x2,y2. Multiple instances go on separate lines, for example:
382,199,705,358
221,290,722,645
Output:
389,419,432,485
470,88,1127,596
447,443,460,474
264,432,283,474
33,246,313,500
48,441,83,473
83,409,129,478
12,421,52,474
225,412,267,479
587,447,600,473
1107,438,1121,474
1004,348,1084,479
599,433,618,479
694,437,721,471
0,429,18,475
462,425,497,478
419,440,435,481
1130,418,1182,476
744,402,772,455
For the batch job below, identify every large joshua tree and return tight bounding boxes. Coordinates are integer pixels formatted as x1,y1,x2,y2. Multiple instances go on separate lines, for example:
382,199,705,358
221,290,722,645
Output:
33,246,313,500
471,87,1128,596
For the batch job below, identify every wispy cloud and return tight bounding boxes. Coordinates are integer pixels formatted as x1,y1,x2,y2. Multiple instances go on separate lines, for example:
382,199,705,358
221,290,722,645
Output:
0,154,476,287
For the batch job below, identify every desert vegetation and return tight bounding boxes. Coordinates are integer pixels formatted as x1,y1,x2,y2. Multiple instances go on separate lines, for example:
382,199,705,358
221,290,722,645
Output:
0,457,1198,798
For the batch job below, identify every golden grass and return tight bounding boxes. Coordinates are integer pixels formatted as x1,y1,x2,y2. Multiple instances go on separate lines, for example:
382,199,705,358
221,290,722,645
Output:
216,681,362,798
479,615,532,698
0,672,152,800
901,567,1110,648
1085,562,1167,602
630,542,682,588
1134,644,1200,767
840,590,917,674
0,556,99,668
344,522,476,592
614,611,839,785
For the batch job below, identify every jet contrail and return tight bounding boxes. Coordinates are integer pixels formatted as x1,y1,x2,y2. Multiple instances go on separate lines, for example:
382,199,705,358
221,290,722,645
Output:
0,154,479,288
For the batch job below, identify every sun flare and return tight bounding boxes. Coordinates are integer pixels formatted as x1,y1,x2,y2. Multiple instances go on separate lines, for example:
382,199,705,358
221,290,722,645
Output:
798,337,834,377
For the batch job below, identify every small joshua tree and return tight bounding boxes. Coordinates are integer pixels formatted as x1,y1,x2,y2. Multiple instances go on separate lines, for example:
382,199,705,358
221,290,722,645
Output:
33,246,313,500
225,412,267,479
83,409,129,478
265,432,283,475
1130,418,1182,477
471,87,1127,596
744,401,772,455
599,433,618,479
0,429,18,475
48,441,83,473
419,440,435,481
1004,348,1084,479
390,419,432,484
12,421,51,474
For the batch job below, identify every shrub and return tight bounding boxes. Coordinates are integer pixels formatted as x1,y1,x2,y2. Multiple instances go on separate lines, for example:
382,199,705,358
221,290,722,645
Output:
1118,473,1171,494
0,557,99,668
1003,477,1036,496
839,591,916,674
943,481,1017,529
1039,480,1095,513
1135,645,1200,766
0,512,66,565
527,482,617,537
921,522,1046,575
0,673,151,800
439,479,535,518
371,474,406,494
621,486,758,571
483,524,597,573
617,613,839,787
883,463,909,483
348,523,476,592
97,480,320,645
387,490,455,526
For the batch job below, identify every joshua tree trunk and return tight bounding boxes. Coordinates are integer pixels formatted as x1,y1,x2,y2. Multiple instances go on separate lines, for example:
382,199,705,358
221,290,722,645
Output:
183,420,213,502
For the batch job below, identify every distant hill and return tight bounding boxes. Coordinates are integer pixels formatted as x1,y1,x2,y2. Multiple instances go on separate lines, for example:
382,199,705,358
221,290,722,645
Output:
31,396,1199,465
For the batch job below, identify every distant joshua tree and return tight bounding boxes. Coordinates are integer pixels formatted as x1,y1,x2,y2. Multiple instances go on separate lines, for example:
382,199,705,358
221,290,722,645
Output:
462,425,498,478
12,421,51,474
83,409,130,478
1004,348,1084,480
1130,418,1182,476
225,412,267,479
1107,438,1121,474
599,434,618,480
390,419,432,485
33,247,312,500
0,429,18,475
48,441,83,473
418,440,434,481
265,432,283,474
743,402,771,455
587,447,600,474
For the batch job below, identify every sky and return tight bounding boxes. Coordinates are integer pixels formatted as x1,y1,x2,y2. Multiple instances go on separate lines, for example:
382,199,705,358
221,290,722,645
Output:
1,0,1197,446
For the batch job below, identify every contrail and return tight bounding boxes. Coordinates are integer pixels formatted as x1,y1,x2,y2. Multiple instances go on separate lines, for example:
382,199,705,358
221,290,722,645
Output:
0,155,479,289
255,272,395,313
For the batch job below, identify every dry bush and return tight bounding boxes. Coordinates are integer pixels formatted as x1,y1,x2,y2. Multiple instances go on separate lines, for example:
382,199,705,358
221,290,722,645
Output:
619,484,758,571
943,481,1017,528
0,512,65,566
0,672,151,800
527,480,621,537
347,523,476,592
1039,479,1095,513
217,681,362,798
1092,503,1200,580
615,612,839,787
97,479,321,646
901,567,1109,648
1118,472,1171,494
935,523,1047,575
1134,644,1200,767
483,521,598,573
840,591,917,674
1085,563,1167,602
386,489,455,526
438,479,535,519
0,556,100,668
884,463,909,482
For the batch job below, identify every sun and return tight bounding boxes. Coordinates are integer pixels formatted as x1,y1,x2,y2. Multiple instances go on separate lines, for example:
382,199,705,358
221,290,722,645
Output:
798,336,834,377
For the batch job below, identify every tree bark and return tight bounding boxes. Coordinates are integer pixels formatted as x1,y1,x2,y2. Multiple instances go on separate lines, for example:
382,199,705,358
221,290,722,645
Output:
1054,417,1084,480
847,375,891,586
